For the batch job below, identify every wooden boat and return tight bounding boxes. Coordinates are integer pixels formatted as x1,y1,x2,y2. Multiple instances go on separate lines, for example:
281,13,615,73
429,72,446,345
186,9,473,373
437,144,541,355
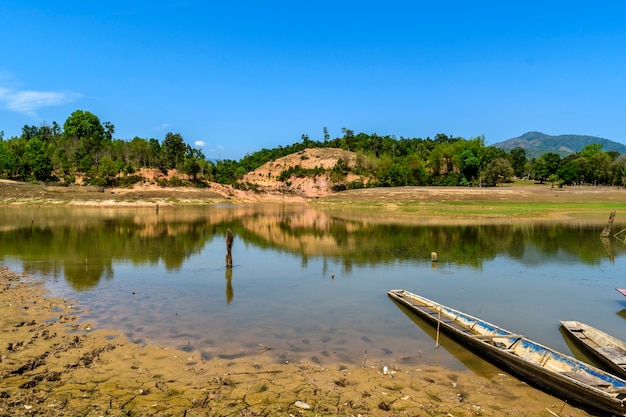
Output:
616,288,626,297
388,289,626,416
561,320,626,378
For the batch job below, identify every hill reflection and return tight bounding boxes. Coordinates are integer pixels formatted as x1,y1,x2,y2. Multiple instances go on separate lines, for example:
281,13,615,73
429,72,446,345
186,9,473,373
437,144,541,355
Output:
1,205,623,290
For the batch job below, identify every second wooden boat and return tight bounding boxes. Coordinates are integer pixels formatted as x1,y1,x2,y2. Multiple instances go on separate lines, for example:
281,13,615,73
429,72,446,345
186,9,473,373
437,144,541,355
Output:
388,289,626,416
561,320,626,378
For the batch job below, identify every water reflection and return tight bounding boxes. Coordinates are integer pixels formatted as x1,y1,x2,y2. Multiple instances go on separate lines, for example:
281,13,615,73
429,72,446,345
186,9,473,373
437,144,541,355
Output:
1,205,624,291
225,267,234,304
600,237,615,264
2,205,626,369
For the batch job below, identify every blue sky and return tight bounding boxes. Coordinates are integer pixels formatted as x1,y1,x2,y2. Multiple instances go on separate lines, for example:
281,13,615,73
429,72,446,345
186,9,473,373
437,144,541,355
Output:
1,1,625,160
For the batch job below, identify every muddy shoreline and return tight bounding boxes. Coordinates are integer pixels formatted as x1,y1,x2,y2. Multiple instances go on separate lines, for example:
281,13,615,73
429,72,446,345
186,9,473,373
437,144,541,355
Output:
0,267,594,416
1,183,617,415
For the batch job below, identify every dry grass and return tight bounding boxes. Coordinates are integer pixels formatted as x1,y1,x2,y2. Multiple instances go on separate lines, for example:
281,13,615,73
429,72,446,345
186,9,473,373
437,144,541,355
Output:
2,178,625,224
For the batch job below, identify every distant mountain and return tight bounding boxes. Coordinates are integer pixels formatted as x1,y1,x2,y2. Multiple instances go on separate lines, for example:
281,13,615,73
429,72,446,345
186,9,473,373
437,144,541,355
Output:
492,132,626,159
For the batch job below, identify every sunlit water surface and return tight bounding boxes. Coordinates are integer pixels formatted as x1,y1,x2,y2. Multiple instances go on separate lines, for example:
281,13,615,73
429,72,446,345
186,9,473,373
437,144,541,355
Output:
2,205,626,375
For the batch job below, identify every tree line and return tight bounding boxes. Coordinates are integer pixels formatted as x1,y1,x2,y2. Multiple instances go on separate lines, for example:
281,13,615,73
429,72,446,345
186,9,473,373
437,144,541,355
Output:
1,110,624,188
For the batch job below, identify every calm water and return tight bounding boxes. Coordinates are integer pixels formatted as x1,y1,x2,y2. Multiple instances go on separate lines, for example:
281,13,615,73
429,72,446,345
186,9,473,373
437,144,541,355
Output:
2,204,626,374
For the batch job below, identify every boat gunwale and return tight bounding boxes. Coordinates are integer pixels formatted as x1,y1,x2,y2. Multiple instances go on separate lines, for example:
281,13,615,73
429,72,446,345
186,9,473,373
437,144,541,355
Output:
560,320,626,379
388,288,626,416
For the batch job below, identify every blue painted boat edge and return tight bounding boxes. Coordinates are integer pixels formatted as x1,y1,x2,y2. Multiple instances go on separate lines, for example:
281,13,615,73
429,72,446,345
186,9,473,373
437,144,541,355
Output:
388,289,626,416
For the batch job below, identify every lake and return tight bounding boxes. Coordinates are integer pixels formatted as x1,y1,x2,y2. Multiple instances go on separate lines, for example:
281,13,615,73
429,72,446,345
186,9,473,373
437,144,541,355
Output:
2,204,626,374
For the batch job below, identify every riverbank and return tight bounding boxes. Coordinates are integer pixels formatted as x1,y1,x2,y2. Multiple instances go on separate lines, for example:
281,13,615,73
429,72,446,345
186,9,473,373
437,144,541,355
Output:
1,183,620,415
1,180,626,222
0,267,595,416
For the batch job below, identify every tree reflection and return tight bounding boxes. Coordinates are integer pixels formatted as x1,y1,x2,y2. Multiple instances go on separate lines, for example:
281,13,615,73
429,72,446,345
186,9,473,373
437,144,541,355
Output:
0,206,624,291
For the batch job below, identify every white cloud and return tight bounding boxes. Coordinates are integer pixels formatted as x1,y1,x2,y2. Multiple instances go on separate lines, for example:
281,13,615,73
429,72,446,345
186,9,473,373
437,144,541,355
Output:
155,123,170,131
0,87,82,117
194,140,205,147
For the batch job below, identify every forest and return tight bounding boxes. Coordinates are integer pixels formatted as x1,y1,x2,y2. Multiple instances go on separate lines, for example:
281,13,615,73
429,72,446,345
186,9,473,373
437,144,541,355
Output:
1,110,625,189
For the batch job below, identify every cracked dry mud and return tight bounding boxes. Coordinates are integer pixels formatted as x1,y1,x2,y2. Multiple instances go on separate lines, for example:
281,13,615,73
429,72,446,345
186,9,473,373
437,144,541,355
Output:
0,268,594,416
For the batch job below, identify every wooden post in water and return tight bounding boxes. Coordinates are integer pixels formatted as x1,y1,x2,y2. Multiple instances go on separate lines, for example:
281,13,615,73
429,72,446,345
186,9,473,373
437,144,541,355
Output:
225,228,234,268
601,210,616,237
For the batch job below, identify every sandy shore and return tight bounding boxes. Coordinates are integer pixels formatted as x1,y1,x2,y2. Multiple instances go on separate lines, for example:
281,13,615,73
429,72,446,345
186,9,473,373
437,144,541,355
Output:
0,267,595,416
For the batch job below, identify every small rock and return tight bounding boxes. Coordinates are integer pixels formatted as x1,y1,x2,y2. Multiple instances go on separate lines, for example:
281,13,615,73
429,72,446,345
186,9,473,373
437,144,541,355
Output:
294,400,310,410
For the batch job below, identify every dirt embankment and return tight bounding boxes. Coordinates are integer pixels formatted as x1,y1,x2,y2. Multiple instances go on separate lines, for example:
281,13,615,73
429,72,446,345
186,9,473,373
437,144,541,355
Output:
0,148,361,205
0,179,307,206
2,176,626,212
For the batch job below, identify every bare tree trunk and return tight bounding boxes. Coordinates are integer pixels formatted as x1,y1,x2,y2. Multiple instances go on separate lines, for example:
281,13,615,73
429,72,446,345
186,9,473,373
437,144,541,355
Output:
600,211,616,238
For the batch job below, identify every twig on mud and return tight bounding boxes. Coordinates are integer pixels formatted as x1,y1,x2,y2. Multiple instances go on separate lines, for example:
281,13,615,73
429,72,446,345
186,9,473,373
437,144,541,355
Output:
256,343,273,351
224,370,282,376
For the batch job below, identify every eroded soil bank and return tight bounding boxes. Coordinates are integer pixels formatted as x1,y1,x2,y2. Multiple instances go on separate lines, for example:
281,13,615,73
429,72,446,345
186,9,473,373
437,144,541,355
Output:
0,268,594,416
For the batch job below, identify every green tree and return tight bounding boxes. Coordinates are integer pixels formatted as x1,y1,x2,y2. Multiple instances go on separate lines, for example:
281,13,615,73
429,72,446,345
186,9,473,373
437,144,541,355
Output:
56,148,71,176
587,152,611,185
181,158,201,181
149,138,161,167
378,163,411,186
214,159,239,184
580,143,603,158
51,121,62,136
128,137,151,168
608,156,626,186
478,145,506,170
64,110,106,150
74,146,92,174
481,158,513,186
556,161,579,185
340,128,355,151
38,123,54,141
103,121,115,142
21,125,39,140
0,141,17,178
458,150,480,183
23,138,53,181
301,134,310,148
64,110,107,170
97,156,120,183
509,147,527,178
532,152,561,183
162,132,186,169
